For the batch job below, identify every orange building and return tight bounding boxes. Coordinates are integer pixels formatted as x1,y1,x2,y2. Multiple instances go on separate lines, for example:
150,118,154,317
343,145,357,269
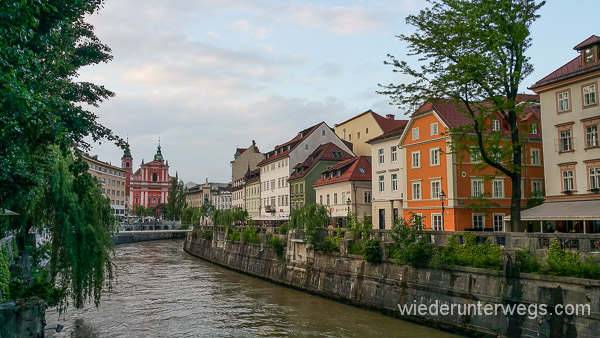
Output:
399,99,545,232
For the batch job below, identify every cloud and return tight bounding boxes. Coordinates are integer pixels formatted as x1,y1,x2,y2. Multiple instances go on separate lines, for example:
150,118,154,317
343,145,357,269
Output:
229,20,270,39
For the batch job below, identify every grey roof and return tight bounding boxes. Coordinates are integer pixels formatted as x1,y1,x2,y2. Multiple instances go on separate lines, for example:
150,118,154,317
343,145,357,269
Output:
520,200,600,221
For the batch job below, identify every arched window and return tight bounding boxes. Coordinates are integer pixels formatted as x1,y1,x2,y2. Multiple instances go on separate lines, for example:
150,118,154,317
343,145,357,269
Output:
126,162,130,167
153,173,157,182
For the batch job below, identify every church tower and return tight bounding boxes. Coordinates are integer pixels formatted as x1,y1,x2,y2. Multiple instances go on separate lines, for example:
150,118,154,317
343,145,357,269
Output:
121,141,133,195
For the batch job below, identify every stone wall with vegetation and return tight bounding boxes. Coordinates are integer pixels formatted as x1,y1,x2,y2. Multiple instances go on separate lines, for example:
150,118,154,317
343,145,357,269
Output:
0,300,45,338
185,231,600,337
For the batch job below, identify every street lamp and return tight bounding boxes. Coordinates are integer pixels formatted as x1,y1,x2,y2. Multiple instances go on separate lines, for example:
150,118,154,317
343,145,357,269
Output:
439,190,446,231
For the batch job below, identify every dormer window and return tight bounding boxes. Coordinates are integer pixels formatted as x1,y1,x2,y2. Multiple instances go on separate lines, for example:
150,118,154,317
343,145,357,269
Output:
492,119,500,131
584,47,595,64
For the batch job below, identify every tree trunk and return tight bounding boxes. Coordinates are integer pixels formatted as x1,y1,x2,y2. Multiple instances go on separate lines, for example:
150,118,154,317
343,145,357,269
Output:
510,172,522,232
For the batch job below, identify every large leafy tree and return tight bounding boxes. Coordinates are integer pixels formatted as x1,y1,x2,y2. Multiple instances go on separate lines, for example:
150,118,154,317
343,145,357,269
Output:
0,0,122,308
166,176,187,221
379,0,545,231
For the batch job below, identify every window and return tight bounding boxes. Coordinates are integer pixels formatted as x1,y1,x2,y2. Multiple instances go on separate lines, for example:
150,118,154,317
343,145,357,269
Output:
366,128,369,134
300,184,303,193
583,84,597,107
492,119,500,131
379,175,385,192
357,132,360,139
472,214,485,230
590,167,600,190
557,91,570,112
559,130,573,152
378,148,385,164
430,122,438,136
584,47,595,64
493,214,504,232
342,191,346,202
492,180,504,198
358,168,366,174
391,174,398,191
319,195,323,205
412,127,419,140
322,129,326,136
430,148,440,166
530,122,538,134
431,180,441,199
412,182,421,200
305,144,309,150
432,214,443,231
562,170,575,192
531,148,541,165
471,179,483,197
326,194,330,205
391,146,397,162
349,133,352,141
411,151,420,168
364,191,371,203
470,147,481,163
334,193,338,204
586,125,599,148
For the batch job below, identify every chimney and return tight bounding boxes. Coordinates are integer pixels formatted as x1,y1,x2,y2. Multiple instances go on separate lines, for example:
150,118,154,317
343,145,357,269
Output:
386,114,395,120
252,140,256,147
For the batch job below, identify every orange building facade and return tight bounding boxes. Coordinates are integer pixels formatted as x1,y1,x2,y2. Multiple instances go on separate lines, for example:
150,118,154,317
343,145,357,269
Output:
400,99,545,232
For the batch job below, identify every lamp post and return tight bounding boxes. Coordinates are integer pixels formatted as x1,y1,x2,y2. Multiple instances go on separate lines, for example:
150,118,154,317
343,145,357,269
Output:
346,197,351,227
439,190,446,231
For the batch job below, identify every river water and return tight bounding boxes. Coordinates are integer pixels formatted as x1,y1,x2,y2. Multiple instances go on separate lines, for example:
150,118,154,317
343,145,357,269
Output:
45,239,458,337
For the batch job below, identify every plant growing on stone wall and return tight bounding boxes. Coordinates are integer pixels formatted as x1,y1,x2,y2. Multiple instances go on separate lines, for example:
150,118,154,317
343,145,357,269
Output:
515,247,543,274
363,238,383,264
267,236,286,260
388,216,435,267
546,238,600,279
228,229,241,242
346,212,372,240
0,243,10,301
241,226,260,244
289,204,329,248
431,232,503,270
277,223,289,235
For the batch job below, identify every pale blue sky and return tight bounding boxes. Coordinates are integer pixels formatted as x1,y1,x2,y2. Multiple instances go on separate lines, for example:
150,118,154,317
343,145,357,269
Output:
82,0,599,183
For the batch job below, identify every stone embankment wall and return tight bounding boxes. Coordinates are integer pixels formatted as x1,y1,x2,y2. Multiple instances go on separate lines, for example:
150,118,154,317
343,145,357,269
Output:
112,230,188,245
0,300,45,338
184,233,600,338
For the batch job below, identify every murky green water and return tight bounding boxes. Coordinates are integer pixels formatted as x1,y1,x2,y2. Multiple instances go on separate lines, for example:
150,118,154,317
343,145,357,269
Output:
46,239,458,337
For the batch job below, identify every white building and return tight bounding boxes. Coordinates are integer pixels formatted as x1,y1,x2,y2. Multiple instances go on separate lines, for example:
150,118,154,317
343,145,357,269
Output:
258,122,354,218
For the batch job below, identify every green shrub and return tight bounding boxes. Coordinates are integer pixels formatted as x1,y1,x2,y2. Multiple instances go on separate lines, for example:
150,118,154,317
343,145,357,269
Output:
545,238,600,279
347,241,364,255
363,238,382,264
277,223,289,235
317,236,340,253
0,243,11,301
267,236,286,260
515,249,543,274
241,226,260,244
431,233,502,270
228,229,240,242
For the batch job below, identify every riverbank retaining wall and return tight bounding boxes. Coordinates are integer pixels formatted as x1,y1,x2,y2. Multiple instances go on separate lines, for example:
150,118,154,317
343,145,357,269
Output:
112,230,188,245
184,233,600,337
0,300,45,338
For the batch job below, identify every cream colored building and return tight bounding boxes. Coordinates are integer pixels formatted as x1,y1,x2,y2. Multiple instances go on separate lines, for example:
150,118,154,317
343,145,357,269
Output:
334,110,407,156
244,169,261,218
313,156,372,225
366,123,408,229
526,35,600,233
83,154,127,216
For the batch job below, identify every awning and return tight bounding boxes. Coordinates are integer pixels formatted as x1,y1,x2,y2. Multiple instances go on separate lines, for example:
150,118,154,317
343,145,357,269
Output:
0,208,19,216
250,216,289,221
518,200,600,221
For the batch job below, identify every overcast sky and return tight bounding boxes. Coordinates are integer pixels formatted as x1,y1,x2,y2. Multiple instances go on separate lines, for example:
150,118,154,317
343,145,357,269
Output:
82,0,599,184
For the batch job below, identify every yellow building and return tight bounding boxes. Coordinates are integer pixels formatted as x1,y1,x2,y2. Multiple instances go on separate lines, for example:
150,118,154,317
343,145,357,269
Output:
334,110,407,156
83,154,127,216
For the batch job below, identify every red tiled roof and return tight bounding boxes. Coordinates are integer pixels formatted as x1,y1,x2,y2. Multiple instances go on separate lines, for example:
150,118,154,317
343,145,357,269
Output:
245,168,260,184
257,123,322,167
573,35,600,50
289,143,354,180
366,121,408,144
335,109,406,133
531,36,600,89
313,156,371,188
236,148,247,154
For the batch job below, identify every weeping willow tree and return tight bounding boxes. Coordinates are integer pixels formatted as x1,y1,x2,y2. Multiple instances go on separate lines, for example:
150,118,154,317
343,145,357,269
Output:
289,204,330,247
45,148,115,309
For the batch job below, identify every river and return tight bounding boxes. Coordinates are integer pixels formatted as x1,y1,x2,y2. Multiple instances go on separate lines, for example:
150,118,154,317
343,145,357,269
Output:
45,239,458,337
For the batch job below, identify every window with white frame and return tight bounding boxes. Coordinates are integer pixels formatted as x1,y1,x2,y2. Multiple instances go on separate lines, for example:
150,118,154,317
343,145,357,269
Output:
341,191,346,202
412,127,419,140
471,179,483,197
583,84,597,107
391,174,398,191
412,181,421,200
559,129,573,152
364,191,372,203
391,146,397,162
378,148,385,164
470,147,481,163
521,179,525,199
590,167,600,190
586,125,599,148
562,169,575,192
431,180,441,199
493,214,504,232
432,213,443,231
430,122,438,136
411,151,420,168
326,194,330,205
492,179,504,198
430,148,440,166
379,175,385,192
557,91,570,112
531,148,541,165
334,193,338,204
319,195,323,204
472,214,485,230
530,122,538,134
492,119,500,131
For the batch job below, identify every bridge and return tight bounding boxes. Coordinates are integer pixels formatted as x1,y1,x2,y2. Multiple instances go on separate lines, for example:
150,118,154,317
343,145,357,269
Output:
112,229,191,245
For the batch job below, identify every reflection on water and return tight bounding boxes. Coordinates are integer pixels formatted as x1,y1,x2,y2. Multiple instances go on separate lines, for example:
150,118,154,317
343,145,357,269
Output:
46,239,458,337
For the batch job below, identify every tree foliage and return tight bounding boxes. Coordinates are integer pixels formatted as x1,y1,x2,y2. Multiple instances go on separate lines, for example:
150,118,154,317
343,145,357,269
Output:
379,0,545,230
0,0,121,309
166,177,187,221
289,203,330,247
